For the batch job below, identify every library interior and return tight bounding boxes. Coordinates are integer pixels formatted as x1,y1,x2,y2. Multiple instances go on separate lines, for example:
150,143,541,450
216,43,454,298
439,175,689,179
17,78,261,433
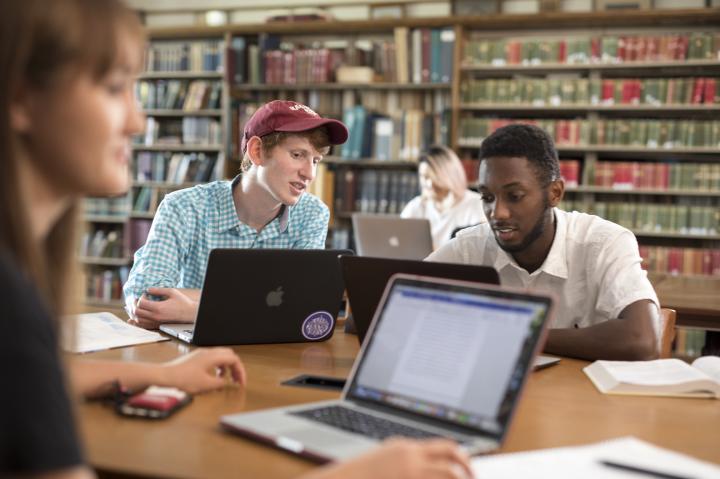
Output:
3,0,720,477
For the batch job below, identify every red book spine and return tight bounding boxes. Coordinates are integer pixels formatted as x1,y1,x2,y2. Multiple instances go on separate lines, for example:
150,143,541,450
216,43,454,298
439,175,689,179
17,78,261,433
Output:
591,37,601,62
558,40,567,63
703,78,716,104
421,29,431,82
668,248,682,275
701,250,713,275
692,78,705,104
647,36,659,61
602,80,614,104
636,36,647,62
676,35,689,60
713,250,720,276
617,36,627,62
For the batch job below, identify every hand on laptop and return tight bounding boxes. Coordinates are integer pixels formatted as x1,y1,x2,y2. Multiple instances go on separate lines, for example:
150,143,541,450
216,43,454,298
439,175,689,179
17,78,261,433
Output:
161,348,247,394
130,287,199,329
302,438,473,479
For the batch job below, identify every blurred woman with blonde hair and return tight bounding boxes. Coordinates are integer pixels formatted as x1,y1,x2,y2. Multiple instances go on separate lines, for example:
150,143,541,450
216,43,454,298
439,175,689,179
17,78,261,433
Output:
401,145,485,249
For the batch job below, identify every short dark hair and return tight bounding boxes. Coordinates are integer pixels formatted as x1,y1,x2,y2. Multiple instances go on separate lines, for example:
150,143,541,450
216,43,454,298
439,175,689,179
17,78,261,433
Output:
479,124,560,186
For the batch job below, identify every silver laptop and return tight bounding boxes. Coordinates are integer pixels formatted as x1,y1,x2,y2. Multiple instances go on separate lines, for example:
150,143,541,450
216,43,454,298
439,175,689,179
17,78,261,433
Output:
352,213,433,260
221,274,555,462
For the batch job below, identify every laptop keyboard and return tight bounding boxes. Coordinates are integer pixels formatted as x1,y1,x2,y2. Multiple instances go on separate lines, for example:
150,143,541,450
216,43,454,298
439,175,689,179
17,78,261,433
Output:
291,405,442,441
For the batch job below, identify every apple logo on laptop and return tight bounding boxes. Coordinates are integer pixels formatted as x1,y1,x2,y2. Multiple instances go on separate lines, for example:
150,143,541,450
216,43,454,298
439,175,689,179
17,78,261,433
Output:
266,286,284,307
388,236,400,248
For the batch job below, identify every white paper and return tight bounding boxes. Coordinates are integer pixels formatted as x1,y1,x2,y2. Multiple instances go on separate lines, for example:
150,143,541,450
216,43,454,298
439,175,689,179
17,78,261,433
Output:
62,312,168,353
472,437,720,479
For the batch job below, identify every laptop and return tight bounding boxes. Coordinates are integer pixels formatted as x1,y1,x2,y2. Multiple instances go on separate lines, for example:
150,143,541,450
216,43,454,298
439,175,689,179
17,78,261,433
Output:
340,256,560,371
352,213,433,260
159,249,351,346
221,274,555,462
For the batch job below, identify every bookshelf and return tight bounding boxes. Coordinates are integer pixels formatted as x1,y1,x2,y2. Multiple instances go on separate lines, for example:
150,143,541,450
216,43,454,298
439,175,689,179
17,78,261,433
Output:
77,9,720,350
81,36,229,309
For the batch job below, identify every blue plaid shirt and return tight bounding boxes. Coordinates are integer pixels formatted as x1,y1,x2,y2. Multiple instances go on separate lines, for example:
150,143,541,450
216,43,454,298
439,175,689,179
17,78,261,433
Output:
123,177,329,304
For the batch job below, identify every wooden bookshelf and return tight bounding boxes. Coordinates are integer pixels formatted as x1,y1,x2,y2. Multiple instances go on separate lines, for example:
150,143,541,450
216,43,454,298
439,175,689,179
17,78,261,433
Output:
138,71,223,80
144,109,223,117
458,104,720,114
79,257,133,266
566,186,720,197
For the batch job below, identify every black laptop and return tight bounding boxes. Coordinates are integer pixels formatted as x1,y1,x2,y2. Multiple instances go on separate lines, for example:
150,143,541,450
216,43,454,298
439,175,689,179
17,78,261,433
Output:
159,249,352,346
340,256,500,343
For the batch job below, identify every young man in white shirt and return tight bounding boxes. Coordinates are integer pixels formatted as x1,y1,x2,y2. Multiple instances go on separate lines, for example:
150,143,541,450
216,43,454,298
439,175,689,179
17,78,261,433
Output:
428,124,660,361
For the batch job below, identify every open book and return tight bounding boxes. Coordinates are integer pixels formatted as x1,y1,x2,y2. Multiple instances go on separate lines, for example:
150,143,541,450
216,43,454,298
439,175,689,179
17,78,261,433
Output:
584,357,720,399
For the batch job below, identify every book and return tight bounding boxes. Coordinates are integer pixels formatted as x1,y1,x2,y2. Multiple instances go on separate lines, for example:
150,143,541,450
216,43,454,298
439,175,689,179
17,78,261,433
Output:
584,356,720,399
472,436,720,478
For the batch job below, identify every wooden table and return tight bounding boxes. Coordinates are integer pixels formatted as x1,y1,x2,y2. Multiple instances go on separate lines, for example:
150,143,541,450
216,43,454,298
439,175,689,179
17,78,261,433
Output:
78,329,720,478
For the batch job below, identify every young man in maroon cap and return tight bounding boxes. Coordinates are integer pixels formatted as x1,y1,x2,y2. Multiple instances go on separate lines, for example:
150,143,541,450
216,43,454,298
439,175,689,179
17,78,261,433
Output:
124,100,349,328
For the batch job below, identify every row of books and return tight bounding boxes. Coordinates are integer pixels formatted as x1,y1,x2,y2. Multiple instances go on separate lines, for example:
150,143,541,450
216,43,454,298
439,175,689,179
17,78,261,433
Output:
640,246,720,277
464,32,719,66
131,187,169,215
129,219,152,253
141,117,222,146
459,118,720,149
333,169,419,215
461,77,719,106
86,267,129,302
136,80,222,111
134,152,221,185
341,106,449,161
84,196,130,218
144,40,224,73
588,161,720,191
562,200,719,236
673,329,710,359
226,27,454,86
80,227,126,259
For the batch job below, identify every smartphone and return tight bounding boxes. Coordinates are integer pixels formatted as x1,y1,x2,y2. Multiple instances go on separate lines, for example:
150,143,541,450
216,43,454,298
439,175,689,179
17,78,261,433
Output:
281,374,346,391
116,386,192,419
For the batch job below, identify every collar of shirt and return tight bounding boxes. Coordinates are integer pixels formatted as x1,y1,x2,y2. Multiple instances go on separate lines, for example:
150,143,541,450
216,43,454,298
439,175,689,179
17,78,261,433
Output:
492,208,569,280
215,176,291,236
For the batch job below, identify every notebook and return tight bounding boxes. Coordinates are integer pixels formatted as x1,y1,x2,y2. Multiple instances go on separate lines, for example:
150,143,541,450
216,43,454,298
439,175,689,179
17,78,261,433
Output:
159,249,351,346
221,274,555,462
340,256,559,371
351,213,433,260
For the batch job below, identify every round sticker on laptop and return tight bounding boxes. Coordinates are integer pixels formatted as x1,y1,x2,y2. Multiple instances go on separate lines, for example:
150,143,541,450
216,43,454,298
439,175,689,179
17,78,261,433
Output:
301,311,334,340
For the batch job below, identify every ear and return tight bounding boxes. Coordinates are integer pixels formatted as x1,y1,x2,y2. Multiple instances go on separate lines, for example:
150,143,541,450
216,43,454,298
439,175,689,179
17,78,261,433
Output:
246,136,264,167
548,178,565,207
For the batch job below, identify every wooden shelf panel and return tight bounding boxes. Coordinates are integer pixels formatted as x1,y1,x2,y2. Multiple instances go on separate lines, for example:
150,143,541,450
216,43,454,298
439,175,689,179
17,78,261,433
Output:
459,104,720,114
130,212,156,219
566,187,720,197
324,157,417,168
131,145,223,152
458,141,720,155
633,231,720,240
138,71,223,80
232,83,450,93
133,181,202,189
79,257,132,266
144,109,223,117
460,59,720,74
147,9,720,38
84,215,129,223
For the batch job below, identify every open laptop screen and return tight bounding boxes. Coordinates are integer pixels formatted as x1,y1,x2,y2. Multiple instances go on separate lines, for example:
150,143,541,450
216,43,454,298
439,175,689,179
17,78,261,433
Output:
347,276,551,439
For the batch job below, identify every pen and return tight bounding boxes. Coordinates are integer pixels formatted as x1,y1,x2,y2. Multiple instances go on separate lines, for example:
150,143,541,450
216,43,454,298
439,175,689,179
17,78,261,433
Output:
600,460,695,479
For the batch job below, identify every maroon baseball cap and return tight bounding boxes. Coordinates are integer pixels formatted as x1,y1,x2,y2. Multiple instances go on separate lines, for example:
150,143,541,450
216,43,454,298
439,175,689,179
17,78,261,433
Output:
241,100,349,155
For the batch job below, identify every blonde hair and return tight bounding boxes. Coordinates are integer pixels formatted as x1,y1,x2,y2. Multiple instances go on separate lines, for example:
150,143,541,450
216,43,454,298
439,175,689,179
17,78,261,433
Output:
0,0,143,313
240,127,331,172
420,145,468,202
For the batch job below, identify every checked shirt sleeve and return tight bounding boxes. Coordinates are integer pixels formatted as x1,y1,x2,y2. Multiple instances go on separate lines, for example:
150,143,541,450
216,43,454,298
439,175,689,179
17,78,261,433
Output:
292,197,330,249
123,197,191,305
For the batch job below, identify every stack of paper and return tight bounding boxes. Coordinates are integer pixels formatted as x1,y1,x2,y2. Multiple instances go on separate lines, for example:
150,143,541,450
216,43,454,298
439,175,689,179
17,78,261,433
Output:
472,437,720,478
62,312,168,353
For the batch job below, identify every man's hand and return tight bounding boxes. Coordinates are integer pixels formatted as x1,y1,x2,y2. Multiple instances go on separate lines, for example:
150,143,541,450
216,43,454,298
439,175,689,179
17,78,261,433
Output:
129,287,199,329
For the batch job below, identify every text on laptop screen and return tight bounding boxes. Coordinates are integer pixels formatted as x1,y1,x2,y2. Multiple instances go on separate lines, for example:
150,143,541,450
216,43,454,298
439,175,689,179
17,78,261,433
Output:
349,281,547,435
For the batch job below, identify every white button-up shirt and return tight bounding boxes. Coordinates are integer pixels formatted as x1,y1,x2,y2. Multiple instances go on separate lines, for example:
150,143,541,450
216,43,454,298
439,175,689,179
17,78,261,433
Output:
427,209,659,329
